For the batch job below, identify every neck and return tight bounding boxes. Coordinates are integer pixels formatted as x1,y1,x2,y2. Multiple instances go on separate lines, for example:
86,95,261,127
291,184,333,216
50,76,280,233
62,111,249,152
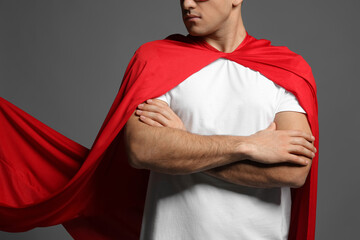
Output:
203,11,246,53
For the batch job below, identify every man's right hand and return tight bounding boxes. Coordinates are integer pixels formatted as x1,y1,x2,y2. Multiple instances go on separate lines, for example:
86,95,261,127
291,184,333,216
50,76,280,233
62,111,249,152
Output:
243,122,316,166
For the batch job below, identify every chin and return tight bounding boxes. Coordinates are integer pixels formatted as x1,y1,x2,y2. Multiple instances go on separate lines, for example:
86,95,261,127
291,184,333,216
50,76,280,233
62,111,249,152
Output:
186,27,209,37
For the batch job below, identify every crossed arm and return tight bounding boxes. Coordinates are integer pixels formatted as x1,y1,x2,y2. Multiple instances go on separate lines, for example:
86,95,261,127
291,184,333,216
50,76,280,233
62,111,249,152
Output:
124,99,316,188
205,111,313,188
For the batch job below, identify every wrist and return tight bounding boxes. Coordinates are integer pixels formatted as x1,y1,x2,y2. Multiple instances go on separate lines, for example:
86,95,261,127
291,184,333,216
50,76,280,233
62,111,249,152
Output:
234,136,253,161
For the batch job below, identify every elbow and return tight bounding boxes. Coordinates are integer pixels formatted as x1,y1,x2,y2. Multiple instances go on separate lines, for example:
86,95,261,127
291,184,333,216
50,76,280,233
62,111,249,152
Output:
127,149,145,170
286,166,311,189
126,140,150,170
124,128,151,170
271,162,311,188
288,175,307,188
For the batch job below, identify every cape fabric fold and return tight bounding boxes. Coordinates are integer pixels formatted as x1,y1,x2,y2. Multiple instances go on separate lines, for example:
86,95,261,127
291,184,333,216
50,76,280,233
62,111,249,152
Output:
0,33,318,240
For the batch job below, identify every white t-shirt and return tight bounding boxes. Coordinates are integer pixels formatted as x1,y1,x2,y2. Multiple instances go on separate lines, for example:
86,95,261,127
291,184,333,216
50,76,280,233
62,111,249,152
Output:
140,59,306,240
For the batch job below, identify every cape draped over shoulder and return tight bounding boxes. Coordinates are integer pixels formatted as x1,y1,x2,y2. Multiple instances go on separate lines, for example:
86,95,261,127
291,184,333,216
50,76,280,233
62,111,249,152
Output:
0,33,318,240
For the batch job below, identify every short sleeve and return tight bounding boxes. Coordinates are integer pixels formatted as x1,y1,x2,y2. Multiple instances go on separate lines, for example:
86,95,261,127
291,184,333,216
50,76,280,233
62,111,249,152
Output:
276,88,306,114
155,93,170,106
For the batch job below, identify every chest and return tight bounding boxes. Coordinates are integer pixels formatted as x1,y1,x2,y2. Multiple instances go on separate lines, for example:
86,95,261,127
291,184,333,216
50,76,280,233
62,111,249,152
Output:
165,59,283,135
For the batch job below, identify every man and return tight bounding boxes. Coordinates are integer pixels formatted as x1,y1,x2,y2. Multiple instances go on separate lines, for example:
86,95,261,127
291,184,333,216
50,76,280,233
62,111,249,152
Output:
0,0,318,239
125,0,317,239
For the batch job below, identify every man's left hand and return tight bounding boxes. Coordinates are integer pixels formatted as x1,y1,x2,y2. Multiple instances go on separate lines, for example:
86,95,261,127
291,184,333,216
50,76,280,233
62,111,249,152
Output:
136,99,186,131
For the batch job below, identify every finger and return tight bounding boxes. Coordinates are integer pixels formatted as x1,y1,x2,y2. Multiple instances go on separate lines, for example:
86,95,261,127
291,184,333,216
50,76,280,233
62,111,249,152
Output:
136,109,170,126
145,99,183,122
139,115,163,127
286,154,309,166
138,103,173,120
147,99,169,106
289,145,315,159
291,137,317,153
288,130,315,142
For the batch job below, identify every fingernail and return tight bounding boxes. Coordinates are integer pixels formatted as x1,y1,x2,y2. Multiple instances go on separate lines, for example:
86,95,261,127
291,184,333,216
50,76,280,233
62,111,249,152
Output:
147,99,153,103
136,109,142,115
138,103,144,108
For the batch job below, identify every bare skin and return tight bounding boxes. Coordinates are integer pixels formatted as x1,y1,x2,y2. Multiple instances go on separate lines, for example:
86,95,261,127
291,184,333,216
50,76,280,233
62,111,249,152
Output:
182,0,246,53
125,99,315,188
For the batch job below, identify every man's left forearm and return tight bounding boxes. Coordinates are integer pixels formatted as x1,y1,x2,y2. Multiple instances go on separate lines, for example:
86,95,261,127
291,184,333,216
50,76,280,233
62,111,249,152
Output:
205,158,311,188
206,111,314,189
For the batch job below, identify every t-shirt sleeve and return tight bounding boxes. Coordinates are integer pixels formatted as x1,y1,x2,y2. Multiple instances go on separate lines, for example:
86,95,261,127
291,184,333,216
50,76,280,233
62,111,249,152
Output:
276,88,306,114
155,93,170,106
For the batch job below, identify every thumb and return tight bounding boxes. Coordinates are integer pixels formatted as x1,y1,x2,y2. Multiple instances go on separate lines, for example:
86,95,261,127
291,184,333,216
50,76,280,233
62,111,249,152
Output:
266,122,276,131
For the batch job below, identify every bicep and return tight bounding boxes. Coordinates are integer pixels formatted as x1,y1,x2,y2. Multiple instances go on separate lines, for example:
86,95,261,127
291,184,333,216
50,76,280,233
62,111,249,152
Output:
124,110,160,148
274,111,313,186
124,109,177,169
274,111,312,134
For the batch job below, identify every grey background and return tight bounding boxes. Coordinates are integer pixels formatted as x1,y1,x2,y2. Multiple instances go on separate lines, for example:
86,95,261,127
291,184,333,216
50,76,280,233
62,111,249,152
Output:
0,0,358,239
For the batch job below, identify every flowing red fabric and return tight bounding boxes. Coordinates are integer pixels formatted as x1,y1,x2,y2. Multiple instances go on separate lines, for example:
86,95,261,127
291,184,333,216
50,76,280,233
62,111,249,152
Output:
0,33,318,240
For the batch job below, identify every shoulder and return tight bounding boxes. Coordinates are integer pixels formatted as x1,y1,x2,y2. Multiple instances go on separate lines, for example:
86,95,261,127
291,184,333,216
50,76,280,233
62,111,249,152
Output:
134,34,186,56
248,35,305,58
134,34,196,61
246,34,313,74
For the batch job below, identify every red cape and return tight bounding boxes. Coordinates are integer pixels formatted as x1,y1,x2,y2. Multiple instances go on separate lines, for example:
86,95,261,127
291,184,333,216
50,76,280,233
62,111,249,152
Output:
0,33,318,240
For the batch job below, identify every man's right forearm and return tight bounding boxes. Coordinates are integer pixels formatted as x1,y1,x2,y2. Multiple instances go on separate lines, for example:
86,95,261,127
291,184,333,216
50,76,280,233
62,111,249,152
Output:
124,113,247,175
